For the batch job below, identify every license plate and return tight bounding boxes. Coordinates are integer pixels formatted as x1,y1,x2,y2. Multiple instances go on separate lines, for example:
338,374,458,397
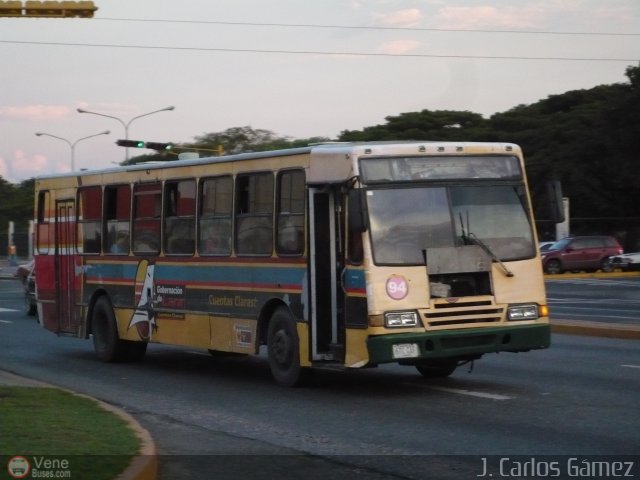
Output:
392,343,419,359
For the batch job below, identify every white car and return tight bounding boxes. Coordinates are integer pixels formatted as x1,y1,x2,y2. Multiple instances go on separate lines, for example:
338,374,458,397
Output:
610,252,640,271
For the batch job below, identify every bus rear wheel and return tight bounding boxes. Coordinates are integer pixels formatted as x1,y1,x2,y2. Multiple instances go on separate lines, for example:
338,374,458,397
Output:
267,307,304,387
92,296,129,362
415,359,458,378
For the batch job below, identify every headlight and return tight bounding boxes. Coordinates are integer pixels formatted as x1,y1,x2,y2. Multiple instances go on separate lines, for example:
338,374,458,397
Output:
507,304,539,321
385,311,419,327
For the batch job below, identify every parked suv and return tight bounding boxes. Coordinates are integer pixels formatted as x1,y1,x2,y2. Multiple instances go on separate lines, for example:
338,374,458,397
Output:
541,236,623,274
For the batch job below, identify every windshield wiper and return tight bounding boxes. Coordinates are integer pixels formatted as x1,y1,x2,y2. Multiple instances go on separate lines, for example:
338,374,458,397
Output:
459,213,514,278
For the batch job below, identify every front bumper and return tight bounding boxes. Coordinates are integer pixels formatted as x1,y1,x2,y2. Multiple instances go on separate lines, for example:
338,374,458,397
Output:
367,323,550,365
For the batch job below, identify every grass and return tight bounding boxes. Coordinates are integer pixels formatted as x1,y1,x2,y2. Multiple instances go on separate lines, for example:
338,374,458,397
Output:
0,386,139,480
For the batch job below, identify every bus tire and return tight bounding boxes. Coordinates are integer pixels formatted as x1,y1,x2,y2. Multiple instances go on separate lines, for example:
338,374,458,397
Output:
415,359,458,378
92,296,128,363
267,307,304,387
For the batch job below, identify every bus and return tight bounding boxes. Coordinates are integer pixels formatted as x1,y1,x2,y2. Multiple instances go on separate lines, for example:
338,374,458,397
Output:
34,141,556,386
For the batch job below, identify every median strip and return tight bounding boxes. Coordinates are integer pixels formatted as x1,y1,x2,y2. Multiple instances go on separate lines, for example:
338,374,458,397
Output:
552,319,640,340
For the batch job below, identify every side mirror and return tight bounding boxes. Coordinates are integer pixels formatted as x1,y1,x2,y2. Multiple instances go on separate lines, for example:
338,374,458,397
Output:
348,189,368,233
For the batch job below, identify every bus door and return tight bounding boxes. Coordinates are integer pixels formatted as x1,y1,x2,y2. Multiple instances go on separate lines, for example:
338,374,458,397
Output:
308,187,345,362
55,200,80,334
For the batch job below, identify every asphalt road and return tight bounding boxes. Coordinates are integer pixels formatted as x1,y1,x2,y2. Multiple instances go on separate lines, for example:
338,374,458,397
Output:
1,278,639,479
546,276,640,325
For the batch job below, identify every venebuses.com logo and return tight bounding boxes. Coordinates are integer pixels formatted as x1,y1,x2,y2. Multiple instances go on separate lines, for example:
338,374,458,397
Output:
6,456,30,479
6,455,71,479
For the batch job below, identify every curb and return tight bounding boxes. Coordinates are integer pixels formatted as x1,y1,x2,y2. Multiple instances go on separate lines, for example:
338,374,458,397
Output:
545,271,640,279
551,319,640,340
0,370,157,480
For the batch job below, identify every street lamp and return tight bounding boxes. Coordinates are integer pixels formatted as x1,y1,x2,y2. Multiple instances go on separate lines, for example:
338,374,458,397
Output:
76,106,175,161
35,130,110,172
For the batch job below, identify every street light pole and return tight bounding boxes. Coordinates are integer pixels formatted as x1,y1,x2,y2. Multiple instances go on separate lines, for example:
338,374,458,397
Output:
35,130,111,171
76,106,175,161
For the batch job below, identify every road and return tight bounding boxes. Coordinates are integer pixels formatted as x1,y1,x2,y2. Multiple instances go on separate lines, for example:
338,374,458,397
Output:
546,276,640,325
1,278,639,479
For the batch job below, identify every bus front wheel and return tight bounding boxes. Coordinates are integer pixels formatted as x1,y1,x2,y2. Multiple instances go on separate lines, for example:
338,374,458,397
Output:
267,307,304,387
92,296,129,362
415,359,458,378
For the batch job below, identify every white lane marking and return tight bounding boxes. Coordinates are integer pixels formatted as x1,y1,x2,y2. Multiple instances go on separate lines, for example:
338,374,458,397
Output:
0,308,19,313
405,383,513,400
0,319,12,324
621,364,640,369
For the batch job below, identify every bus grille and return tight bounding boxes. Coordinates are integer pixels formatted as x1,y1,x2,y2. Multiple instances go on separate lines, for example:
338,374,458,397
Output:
422,298,504,329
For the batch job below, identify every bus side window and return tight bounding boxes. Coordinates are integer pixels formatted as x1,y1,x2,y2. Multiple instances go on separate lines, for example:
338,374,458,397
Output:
235,173,274,256
133,183,162,254
164,180,196,255
78,186,102,254
276,170,305,256
104,185,131,255
36,190,50,254
199,176,233,256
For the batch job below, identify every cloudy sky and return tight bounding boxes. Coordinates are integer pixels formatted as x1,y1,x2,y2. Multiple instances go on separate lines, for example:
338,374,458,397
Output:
1,0,638,183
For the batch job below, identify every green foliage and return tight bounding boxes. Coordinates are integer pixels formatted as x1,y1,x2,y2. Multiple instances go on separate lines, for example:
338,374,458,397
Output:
0,177,34,232
338,63,640,219
0,386,137,479
340,110,490,141
190,126,331,155
123,126,331,165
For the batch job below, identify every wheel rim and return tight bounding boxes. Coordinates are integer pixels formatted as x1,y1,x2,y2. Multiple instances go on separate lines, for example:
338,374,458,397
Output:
547,260,561,274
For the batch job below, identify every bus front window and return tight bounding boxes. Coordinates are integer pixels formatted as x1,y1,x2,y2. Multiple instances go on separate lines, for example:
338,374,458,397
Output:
367,187,453,264
367,185,535,265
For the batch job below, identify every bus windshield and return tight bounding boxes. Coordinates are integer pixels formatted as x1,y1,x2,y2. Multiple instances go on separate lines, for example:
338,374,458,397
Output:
366,185,535,265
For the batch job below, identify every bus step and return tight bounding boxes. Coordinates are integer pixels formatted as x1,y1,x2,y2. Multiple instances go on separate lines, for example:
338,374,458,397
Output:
312,363,345,371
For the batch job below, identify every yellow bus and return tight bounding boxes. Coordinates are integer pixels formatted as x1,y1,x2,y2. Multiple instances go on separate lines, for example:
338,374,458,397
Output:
34,141,553,386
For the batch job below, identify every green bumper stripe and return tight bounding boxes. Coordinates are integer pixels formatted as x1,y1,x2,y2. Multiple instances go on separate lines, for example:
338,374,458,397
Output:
367,324,551,365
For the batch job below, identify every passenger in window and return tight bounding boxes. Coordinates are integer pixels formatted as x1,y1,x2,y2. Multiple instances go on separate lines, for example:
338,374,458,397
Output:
202,222,231,255
238,217,272,255
110,232,129,254
278,217,303,254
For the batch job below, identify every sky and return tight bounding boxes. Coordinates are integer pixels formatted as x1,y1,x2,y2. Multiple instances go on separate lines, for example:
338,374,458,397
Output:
0,0,639,183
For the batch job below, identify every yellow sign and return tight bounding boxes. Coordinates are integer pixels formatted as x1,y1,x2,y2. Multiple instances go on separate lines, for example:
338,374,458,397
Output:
0,1,98,17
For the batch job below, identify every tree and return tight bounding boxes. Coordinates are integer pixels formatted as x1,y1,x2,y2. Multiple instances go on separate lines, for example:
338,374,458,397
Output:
339,110,490,141
191,126,330,154
124,126,332,165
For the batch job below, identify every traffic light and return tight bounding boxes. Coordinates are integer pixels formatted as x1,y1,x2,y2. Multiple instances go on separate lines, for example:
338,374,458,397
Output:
0,1,23,16
145,142,173,151
24,1,97,18
116,139,145,148
115,140,173,151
